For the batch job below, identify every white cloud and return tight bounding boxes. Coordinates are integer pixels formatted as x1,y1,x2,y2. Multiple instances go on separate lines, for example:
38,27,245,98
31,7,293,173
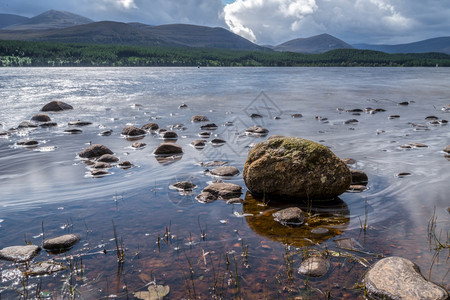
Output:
222,0,421,45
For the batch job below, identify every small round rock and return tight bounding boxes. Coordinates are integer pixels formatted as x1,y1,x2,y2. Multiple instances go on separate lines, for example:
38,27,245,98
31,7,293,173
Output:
43,234,81,251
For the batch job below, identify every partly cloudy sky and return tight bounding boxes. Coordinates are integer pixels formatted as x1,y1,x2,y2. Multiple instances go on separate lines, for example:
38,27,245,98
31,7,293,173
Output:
0,0,448,45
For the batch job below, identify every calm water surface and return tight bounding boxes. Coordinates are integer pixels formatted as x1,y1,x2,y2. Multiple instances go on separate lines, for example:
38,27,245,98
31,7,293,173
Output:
0,67,449,299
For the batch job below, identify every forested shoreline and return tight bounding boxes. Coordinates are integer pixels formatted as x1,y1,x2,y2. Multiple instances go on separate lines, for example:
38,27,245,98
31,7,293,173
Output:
1,40,449,67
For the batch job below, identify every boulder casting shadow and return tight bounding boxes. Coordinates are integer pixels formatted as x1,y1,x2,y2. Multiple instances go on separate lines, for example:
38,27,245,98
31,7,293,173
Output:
243,192,350,247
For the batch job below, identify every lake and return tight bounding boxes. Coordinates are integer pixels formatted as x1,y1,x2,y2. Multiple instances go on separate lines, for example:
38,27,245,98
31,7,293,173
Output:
0,67,449,299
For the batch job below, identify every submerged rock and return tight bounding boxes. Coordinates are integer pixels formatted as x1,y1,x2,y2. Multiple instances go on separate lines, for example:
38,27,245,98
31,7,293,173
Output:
364,256,448,300
298,256,330,277
31,114,51,122
0,245,41,262
79,144,113,158
18,121,38,128
171,181,196,191
191,139,207,148
191,115,209,122
210,138,226,145
154,143,183,156
210,166,240,177
43,234,80,252
273,207,305,226
41,101,73,112
243,136,351,201
68,120,92,126
27,261,66,276
122,126,146,136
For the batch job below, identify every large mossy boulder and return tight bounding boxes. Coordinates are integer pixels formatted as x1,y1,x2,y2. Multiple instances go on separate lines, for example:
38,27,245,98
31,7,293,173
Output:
243,137,351,200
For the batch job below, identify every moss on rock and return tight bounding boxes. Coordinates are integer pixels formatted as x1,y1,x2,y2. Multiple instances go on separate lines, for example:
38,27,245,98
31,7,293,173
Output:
243,137,351,201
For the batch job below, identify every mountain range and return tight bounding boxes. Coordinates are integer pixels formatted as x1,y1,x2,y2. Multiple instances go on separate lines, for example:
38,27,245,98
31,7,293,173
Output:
0,10,449,54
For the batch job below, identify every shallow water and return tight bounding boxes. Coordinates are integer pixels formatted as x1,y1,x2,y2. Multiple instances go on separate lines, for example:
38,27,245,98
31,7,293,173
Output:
0,67,449,299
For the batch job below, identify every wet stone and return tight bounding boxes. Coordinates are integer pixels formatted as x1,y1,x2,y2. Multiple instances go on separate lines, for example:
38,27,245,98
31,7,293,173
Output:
409,142,428,148
179,103,188,109
291,113,303,118
91,169,109,176
119,161,133,168
96,154,119,163
154,143,183,156
79,144,113,158
425,116,438,120
246,126,269,135
141,122,159,131
211,138,226,145
272,207,305,226
389,115,400,119
191,115,209,122
132,142,146,149
68,120,92,126
443,145,450,153
210,166,240,177
171,181,196,191
0,131,9,136
31,114,51,122
342,158,357,165
364,256,449,300
191,139,206,148
17,140,38,146
397,172,411,178
196,191,217,203
64,129,82,134
0,245,41,262
122,126,146,136
39,122,58,128
298,256,330,277
200,123,218,130
201,182,242,200
18,121,38,128
41,100,73,112
198,131,211,138
350,169,368,185
43,234,81,252
93,162,112,169
398,101,409,106
99,130,113,136
344,119,359,124
162,131,178,139
250,113,263,118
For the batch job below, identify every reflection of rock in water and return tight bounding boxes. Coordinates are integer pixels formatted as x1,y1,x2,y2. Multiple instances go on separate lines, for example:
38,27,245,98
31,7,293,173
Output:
243,192,350,247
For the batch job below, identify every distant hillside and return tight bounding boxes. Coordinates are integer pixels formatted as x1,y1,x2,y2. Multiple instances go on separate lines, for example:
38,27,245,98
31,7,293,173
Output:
4,10,93,30
273,34,353,53
0,20,266,50
0,14,29,28
353,37,450,55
